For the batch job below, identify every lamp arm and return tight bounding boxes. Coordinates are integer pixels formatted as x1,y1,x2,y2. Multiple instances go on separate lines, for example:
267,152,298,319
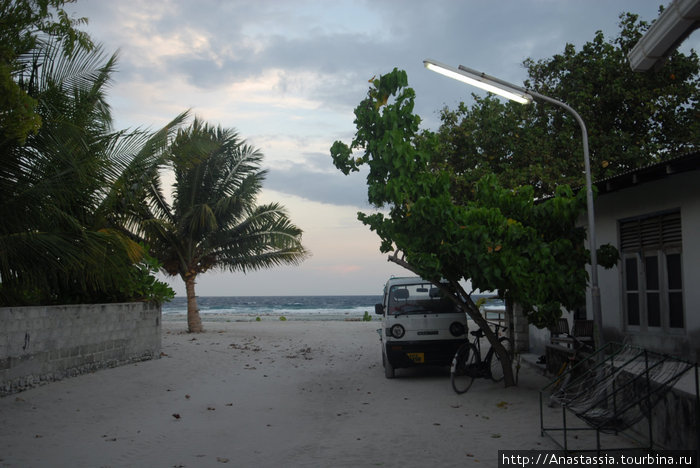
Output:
526,90,603,348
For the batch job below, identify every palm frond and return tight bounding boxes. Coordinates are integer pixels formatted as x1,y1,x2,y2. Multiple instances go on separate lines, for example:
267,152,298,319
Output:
34,39,115,100
101,111,190,227
140,119,308,281
0,32,149,304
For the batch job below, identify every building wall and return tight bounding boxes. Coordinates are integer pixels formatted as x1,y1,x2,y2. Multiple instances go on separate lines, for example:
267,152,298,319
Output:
591,170,700,362
0,302,161,396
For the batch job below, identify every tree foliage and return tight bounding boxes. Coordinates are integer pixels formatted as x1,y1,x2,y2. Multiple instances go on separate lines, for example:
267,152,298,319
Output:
0,2,174,305
0,2,304,312
329,12,692,386
332,70,599,386
332,69,589,326
131,119,309,332
0,0,93,146
436,12,699,199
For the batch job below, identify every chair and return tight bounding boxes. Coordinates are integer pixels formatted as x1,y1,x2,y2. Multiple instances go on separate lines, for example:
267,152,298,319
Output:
571,320,594,345
549,318,570,347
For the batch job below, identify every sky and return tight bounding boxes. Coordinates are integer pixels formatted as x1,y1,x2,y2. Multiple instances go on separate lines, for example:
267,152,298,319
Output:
66,1,698,296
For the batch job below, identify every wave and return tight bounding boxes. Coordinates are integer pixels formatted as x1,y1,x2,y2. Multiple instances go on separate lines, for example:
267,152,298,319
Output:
161,296,380,318
160,295,505,322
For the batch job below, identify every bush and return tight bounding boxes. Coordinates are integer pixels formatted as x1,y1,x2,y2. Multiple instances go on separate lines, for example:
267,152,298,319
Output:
119,247,175,305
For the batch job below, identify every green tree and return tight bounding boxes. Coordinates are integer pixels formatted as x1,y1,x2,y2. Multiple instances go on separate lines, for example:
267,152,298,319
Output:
135,119,308,333
437,12,699,198
0,28,173,305
0,0,92,146
332,69,602,387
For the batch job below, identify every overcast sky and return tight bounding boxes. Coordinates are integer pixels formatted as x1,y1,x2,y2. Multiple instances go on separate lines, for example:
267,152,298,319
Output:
67,1,697,296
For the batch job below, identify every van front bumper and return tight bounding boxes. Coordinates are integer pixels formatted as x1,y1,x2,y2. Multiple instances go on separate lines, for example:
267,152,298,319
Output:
384,339,466,369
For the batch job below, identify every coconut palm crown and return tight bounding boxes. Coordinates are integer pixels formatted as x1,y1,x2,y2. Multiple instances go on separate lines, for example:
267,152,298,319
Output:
141,119,308,332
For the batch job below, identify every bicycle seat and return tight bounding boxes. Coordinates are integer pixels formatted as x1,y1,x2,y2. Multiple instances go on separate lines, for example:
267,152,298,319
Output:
470,329,484,338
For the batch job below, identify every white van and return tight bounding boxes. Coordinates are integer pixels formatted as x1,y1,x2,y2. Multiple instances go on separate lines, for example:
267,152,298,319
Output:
375,277,468,378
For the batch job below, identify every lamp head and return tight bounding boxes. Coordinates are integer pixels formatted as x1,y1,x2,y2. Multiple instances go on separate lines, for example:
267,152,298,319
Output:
423,59,533,105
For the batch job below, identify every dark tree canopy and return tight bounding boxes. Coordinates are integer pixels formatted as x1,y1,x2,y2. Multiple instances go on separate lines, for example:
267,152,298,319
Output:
331,69,604,387
436,12,699,200
331,69,595,329
326,15,687,381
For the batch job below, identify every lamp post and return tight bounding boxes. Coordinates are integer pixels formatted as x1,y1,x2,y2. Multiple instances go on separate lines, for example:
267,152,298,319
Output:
424,59,603,348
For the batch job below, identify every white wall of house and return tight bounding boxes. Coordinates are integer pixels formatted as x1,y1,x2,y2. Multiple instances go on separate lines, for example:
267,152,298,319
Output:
588,170,700,362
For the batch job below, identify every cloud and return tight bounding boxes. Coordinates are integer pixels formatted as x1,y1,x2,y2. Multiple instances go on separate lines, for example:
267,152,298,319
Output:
65,0,686,296
264,156,369,208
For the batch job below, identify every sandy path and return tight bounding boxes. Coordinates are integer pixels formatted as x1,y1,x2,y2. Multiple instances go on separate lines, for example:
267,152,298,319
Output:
1,320,566,467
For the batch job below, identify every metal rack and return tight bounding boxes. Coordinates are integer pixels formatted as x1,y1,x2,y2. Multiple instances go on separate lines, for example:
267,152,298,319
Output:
540,343,698,453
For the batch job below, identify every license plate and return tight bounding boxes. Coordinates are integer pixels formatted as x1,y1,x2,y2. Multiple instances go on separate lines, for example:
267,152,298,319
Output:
407,352,425,363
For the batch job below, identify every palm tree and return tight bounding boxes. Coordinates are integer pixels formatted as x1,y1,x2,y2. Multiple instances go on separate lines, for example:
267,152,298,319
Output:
137,119,308,332
0,31,184,305
0,38,145,304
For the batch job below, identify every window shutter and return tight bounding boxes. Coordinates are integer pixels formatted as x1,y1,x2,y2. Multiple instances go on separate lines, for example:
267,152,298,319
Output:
619,211,681,252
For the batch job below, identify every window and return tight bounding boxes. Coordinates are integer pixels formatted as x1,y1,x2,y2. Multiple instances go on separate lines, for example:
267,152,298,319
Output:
388,283,457,315
619,210,684,331
624,256,640,326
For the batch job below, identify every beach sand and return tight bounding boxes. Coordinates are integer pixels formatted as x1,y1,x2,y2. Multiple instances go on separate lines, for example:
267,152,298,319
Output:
1,320,606,467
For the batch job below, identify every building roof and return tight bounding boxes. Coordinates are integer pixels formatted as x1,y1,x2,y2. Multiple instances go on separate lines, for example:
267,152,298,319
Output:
595,151,700,195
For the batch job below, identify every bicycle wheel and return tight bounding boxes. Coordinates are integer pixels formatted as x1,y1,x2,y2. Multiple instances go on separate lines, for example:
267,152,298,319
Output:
490,337,512,383
451,343,479,394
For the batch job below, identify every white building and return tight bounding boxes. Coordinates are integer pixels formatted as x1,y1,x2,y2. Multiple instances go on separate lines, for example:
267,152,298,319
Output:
591,151,700,361
529,151,700,362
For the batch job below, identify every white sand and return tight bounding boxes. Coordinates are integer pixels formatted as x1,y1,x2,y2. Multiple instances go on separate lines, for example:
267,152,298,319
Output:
1,320,579,467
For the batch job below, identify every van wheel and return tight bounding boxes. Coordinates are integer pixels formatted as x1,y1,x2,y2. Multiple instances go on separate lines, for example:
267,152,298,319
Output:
383,351,395,379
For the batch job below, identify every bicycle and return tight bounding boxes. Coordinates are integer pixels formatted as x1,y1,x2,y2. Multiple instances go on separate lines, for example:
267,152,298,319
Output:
450,322,514,394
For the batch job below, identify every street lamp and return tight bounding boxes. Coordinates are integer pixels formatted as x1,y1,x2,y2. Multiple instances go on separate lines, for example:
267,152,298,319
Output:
424,58,603,348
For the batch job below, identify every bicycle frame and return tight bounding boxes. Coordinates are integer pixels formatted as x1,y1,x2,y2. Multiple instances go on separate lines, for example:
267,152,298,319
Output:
465,322,506,377
451,321,514,394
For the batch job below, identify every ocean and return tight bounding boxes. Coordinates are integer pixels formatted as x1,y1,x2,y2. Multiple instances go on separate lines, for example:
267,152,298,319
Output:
161,295,504,322
162,295,382,322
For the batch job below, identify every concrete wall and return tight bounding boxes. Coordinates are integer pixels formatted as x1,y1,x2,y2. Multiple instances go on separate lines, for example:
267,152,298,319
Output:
638,376,699,450
511,303,531,353
0,302,161,396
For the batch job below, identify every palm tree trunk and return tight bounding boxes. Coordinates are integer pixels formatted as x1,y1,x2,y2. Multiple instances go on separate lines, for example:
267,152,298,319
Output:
184,274,203,333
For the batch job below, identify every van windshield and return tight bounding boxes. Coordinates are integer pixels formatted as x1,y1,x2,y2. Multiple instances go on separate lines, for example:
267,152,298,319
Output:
388,283,457,315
